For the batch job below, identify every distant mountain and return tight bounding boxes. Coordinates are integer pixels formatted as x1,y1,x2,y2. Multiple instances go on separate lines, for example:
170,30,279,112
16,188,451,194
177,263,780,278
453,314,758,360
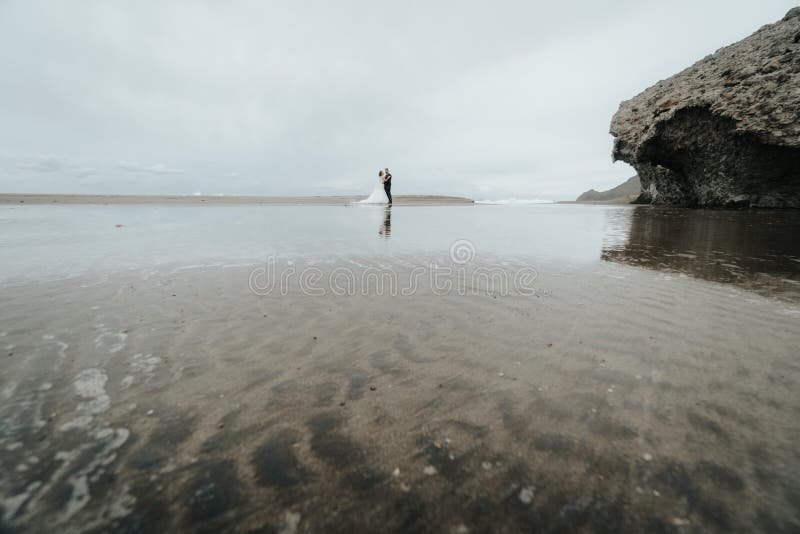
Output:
576,176,640,203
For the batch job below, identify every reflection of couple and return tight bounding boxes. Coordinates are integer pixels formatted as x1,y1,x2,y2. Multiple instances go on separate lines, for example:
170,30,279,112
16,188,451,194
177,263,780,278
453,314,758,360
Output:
359,167,392,204
379,206,391,238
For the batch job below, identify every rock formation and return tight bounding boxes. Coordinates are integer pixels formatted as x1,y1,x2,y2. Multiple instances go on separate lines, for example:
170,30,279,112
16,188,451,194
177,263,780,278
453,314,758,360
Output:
610,8,800,208
576,175,640,203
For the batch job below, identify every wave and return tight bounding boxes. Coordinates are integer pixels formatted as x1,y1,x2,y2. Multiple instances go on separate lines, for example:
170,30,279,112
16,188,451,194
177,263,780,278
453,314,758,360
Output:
475,198,555,205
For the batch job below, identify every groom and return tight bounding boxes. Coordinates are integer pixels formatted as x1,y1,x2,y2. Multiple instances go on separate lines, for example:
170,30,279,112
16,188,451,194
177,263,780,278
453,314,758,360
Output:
382,167,392,205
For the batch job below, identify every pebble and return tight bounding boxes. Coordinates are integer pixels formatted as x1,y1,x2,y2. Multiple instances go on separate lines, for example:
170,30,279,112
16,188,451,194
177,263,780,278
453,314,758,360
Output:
400,482,411,492
642,453,653,461
670,517,690,526
392,467,400,477
146,409,154,416
481,461,492,471
281,511,301,534
369,386,376,391
653,490,660,497
518,487,535,504
423,465,437,475
160,463,177,474
498,372,505,377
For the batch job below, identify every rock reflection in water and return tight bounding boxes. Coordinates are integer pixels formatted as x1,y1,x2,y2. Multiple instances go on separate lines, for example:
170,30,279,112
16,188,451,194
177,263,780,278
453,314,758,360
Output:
602,206,800,300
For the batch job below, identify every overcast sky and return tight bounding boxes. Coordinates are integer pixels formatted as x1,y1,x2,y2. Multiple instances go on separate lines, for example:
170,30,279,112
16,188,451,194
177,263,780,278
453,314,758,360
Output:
0,1,794,200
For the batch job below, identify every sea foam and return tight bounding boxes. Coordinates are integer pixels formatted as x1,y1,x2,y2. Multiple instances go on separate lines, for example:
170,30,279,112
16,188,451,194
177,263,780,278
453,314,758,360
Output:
475,198,554,205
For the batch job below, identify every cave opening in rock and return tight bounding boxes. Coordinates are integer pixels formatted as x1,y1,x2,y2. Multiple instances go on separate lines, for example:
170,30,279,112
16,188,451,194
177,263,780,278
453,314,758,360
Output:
635,107,799,207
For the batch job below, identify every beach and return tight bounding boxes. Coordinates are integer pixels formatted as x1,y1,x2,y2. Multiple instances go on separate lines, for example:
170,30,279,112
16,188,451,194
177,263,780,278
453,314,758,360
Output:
1,203,799,532
2,2,799,532
0,194,474,206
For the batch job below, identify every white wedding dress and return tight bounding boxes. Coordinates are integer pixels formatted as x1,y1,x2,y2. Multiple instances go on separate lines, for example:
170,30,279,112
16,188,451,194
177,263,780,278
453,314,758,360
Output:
358,178,389,204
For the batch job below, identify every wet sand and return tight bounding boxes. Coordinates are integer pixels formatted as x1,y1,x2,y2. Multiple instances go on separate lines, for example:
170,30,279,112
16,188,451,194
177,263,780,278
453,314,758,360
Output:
1,257,799,532
0,194,474,206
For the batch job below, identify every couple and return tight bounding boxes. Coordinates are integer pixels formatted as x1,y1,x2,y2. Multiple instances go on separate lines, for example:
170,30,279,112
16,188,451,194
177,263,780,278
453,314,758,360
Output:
359,168,392,205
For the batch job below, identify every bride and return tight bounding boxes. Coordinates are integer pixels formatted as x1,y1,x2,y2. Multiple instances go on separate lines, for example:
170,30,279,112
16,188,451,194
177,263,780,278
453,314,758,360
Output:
358,170,390,204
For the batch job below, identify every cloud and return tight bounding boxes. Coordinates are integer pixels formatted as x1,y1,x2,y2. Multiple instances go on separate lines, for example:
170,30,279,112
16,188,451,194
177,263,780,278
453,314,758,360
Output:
314,179,358,192
116,161,184,176
17,154,70,173
17,154,97,180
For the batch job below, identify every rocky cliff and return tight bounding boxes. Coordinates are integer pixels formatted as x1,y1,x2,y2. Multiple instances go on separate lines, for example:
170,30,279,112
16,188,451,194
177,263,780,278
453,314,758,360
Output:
576,175,640,203
610,8,800,208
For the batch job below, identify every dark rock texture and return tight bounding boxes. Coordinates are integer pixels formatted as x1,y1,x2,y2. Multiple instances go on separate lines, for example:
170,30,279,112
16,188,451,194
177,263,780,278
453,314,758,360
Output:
576,175,640,203
610,8,800,208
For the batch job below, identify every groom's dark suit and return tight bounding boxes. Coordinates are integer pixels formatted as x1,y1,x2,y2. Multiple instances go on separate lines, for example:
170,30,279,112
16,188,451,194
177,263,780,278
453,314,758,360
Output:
383,172,392,204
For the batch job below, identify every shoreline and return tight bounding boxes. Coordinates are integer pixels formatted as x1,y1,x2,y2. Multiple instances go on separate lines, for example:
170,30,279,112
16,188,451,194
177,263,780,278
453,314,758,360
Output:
557,200,636,206
0,193,474,206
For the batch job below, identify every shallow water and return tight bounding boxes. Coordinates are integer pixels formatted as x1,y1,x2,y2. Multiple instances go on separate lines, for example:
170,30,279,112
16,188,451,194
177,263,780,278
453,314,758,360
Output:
0,203,619,278
602,207,800,301
1,204,798,299
1,203,799,532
